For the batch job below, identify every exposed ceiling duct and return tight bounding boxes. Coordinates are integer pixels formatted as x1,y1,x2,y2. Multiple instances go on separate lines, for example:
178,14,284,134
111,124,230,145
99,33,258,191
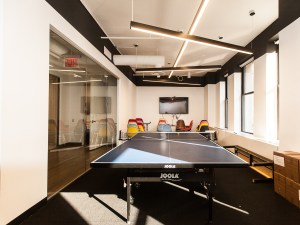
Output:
113,55,165,68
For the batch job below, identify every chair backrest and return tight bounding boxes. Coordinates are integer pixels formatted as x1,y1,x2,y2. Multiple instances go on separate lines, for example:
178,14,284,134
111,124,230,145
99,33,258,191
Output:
137,122,145,132
187,120,193,129
157,124,172,132
136,118,145,131
127,119,139,137
176,119,185,130
158,118,167,124
136,118,144,124
198,120,209,132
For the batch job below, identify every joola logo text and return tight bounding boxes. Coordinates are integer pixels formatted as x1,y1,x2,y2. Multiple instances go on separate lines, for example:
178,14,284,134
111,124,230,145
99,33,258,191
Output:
164,165,176,168
160,173,180,180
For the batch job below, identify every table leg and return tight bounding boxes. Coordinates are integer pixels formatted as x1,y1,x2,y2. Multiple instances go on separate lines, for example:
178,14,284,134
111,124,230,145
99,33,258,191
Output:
208,168,214,223
127,177,131,224
208,186,213,223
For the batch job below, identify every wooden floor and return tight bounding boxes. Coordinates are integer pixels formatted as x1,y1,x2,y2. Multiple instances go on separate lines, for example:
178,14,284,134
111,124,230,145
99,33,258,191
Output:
48,144,113,197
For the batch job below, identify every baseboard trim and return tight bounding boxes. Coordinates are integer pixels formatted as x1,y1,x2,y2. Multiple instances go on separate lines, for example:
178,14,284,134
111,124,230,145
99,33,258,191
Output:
7,197,47,225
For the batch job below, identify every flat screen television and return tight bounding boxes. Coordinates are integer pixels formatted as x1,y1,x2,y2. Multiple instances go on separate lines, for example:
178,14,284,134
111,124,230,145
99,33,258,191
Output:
159,97,189,114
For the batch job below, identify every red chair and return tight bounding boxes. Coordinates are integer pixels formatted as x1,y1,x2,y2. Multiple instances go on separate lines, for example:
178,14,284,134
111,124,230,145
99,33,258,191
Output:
136,118,145,131
176,119,185,131
177,120,193,132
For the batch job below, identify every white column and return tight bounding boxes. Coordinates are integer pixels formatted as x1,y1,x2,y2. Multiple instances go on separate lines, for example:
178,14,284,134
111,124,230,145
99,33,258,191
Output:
253,55,267,138
204,84,216,127
204,85,208,119
279,17,300,152
253,52,278,140
216,82,225,128
0,0,3,199
265,52,278,140
228,72,241,133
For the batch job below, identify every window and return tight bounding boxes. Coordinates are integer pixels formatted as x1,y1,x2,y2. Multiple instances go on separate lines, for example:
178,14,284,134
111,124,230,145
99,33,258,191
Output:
242,61,254,133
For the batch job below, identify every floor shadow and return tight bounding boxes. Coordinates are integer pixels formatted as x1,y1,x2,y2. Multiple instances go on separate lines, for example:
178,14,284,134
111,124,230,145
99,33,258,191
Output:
21,194,90,225
24,167,300,225
90,194,127,222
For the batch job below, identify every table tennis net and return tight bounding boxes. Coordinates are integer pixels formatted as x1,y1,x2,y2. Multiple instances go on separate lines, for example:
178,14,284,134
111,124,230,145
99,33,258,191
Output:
119,132,209,141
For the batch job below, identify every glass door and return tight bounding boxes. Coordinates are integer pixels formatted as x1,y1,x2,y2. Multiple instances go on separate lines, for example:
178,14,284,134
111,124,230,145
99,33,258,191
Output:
48,30,118,196
84,58,108,150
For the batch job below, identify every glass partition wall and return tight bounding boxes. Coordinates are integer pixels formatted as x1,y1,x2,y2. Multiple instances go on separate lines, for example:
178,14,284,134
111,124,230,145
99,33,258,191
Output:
48,31,117,196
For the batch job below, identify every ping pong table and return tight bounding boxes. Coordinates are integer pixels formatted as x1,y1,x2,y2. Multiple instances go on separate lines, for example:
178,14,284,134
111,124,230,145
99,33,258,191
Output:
91,132,248,223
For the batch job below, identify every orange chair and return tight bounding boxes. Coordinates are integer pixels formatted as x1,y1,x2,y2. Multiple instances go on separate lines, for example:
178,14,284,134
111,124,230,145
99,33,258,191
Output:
136,118,145,132
136,117,151,131
177,120,193,132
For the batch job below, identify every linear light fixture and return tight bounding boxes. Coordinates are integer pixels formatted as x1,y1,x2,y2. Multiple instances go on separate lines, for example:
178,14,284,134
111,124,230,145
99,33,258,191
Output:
189,0,210,34
170,0,209,78
49,68,86,73
130,21,253,55
135,65,221,73
143,79,201,86
52,79,102,85
101,36,164,40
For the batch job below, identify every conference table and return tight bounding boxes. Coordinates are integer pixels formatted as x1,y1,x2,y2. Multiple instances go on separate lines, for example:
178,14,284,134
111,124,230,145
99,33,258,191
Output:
91,132,248,223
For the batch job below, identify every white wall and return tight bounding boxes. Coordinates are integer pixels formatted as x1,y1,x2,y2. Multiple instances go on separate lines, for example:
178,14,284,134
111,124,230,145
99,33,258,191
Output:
0,0,135,224
228,72,241,133
254,53,278,140
254,56,267,137
0,0,3,200
1,2,49,224
118,78,136,132
216,54,278,159
279,17,300,152
136,87,204,131
215,129,278,160
215,82,225,128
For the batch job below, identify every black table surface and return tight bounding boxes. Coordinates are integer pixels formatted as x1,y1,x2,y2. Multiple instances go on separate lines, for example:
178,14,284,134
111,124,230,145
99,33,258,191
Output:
91,132,248,169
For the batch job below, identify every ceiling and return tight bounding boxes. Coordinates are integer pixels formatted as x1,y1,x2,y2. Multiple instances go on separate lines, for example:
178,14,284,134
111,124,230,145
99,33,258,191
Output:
49,31,117,86
80,0,278,78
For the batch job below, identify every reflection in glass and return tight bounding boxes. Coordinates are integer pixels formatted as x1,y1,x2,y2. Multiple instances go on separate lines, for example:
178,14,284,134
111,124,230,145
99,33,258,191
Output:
48,30,117,196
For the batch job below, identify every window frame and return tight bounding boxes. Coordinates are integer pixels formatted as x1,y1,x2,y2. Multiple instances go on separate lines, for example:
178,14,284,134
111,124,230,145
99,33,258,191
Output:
225,76,228,129
241,60,254,134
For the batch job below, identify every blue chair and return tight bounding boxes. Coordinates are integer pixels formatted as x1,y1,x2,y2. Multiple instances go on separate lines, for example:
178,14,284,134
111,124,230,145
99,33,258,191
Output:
157,123,172,132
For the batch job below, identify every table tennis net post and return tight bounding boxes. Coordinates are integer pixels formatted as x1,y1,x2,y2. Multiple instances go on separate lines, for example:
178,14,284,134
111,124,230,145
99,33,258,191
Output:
118,130,139,141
